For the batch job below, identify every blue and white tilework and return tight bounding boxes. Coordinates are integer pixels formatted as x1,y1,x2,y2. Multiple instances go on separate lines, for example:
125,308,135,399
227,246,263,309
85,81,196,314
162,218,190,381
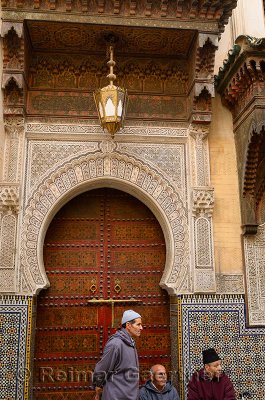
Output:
0,296,32,400
179,295,265,400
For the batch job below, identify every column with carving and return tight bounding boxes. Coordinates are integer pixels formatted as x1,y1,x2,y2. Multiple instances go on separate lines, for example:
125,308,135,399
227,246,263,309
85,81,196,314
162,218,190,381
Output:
190,125,216,293
188,33,218,293
1,22,25,292
0,185,19,291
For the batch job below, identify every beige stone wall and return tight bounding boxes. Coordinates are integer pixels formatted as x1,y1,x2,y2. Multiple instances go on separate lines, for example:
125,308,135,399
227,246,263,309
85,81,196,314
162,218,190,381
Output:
209,94,243,274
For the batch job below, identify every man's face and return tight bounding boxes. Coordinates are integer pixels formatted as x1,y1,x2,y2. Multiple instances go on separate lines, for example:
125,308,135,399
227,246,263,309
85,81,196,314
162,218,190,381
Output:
151,365,167,389
126,317,143,339
205,360,222,379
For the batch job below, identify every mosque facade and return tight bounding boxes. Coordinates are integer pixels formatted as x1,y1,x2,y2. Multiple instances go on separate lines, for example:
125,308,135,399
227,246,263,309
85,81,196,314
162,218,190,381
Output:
0,1,265,399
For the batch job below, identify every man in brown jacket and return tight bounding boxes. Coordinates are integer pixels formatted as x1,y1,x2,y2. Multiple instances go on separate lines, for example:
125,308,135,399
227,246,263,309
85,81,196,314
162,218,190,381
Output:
187,348,236,400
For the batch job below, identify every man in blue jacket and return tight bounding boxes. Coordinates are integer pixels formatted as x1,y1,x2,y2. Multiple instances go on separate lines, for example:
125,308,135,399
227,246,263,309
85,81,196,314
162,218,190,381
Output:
93,309,143,400
139,364,180,400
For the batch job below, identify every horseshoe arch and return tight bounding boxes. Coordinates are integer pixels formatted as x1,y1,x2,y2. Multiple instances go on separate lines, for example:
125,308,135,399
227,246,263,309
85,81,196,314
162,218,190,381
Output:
20,152,190,295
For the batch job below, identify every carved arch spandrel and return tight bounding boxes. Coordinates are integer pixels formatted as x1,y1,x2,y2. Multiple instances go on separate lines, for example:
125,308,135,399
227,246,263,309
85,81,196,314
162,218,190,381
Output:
20,152,190,295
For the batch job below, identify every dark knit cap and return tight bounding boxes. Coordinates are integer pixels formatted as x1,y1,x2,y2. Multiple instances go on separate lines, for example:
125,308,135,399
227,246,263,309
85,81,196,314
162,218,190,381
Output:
202,348,221,364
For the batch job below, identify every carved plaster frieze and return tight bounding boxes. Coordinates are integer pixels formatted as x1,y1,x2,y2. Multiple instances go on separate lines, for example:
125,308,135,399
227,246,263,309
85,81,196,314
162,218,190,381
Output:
26,122,188,137
122,126,188,136
21,151,190,295
244,224,265,326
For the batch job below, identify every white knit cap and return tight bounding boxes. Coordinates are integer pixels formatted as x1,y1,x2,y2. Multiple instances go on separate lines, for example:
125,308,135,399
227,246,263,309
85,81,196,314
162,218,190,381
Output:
122,309,141,325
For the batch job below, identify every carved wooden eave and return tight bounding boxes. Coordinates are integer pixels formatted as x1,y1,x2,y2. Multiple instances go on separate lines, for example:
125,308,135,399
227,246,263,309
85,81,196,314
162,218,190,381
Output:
2,0,237,34
215,35,265,234
215,35,265,122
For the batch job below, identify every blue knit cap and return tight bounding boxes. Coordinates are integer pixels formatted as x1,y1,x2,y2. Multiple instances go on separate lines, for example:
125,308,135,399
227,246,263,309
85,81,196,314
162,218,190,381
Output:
121,310,141,324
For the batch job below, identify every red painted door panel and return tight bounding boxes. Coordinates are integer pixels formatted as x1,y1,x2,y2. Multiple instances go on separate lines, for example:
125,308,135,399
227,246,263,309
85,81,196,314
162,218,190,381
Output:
33,188,170,400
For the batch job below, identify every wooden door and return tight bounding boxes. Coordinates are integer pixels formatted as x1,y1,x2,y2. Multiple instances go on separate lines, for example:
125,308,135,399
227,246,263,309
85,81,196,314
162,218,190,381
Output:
33,188,170,400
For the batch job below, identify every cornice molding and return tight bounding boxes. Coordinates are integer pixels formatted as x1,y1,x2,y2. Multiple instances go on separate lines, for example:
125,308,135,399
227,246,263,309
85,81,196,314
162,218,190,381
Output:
2,0,238,34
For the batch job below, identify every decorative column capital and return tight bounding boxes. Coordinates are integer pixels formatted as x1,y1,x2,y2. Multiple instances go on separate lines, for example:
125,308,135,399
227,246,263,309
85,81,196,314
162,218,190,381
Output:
189,124,210,142
192,187,214,217
4,116,25,137
0,185,19,214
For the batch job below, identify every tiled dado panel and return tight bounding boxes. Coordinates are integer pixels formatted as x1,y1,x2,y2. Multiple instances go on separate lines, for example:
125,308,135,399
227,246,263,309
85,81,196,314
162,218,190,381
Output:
0,296,33,400
173,295,265,400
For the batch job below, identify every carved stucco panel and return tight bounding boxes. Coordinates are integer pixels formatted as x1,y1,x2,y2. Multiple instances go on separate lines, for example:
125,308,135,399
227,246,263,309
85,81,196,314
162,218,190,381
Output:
26,141,98,197
117,143,187,198
0,270,15,291
215,274,244,294
244,224,265,325
20,152,190,295
4,117,25,183
0,214,16,270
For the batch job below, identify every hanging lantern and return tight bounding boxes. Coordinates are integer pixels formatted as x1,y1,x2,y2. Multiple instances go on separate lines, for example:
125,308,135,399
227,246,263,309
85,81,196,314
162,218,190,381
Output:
94,45,128,137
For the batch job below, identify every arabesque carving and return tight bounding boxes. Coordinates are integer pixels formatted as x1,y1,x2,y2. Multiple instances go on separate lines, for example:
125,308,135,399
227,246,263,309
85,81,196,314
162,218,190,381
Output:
244,223,265,325
189,124,210,187
21,152,190,295
4,116,25,182
28,54,189,95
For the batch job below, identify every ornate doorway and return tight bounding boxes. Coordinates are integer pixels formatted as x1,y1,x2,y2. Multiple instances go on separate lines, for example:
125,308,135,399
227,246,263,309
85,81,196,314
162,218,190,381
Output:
33,188,170,400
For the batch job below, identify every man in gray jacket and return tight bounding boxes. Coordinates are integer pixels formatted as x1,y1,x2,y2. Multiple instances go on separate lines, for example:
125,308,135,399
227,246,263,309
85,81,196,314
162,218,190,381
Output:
93,309,143,400
139,364,180,400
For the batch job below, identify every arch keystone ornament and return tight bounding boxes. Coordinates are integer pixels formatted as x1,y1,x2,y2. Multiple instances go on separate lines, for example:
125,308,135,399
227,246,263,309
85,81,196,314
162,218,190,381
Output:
20,152,190,295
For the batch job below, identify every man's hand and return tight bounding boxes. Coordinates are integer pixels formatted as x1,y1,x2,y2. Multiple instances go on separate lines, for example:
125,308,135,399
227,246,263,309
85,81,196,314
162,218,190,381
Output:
94,386,103,400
